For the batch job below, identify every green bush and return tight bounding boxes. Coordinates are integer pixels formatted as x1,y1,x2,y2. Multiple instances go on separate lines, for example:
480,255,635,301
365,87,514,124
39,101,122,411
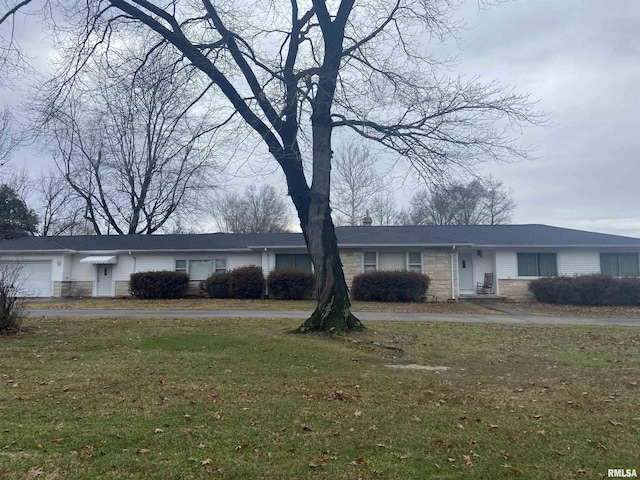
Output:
351,271,430,303
529,274,640,306
203,266,265,299
267,268,315,300
130,271,189,299
201,272,232,298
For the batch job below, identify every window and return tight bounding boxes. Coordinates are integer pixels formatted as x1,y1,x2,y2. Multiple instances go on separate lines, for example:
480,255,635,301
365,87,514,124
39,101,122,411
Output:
362,251,423,273
175,258,227,280
363,252,377,272
600,253,639,277
517,253,557,277
215,259,227,273
408,252,423,272
275,254,312,271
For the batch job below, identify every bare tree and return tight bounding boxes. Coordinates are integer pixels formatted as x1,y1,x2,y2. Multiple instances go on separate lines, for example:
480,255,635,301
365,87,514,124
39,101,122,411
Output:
483,176,516,225
0,108,20,171
406,178,515,225
368,193,401,226
0,261,26,332
38,41,225,235
214,185,292,233
56,1,545,333
36,170,93,235
332,142,385,226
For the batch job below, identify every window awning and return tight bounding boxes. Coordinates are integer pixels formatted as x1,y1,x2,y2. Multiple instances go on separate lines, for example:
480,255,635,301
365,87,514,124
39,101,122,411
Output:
80,255,118,265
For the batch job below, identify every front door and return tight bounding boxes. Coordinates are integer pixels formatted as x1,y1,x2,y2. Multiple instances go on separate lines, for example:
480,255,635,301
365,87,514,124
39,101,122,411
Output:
96,265,113,296
458,251,474,293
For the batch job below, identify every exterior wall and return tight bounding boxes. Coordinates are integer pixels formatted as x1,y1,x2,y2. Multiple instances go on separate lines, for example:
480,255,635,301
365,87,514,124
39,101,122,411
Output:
340,249,362,292
498,279,533,301
424,250,455,300
57,281,94,297
114,281,130,297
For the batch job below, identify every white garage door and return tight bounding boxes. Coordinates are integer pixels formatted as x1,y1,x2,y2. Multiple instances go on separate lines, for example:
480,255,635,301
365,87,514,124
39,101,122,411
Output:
2,261,53,297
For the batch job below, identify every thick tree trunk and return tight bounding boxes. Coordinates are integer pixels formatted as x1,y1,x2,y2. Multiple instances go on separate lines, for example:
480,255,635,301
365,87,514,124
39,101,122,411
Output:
295,197,365,334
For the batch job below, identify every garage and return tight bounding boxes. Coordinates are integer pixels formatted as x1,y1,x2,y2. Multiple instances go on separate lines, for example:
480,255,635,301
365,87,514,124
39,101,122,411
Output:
1,261,53,297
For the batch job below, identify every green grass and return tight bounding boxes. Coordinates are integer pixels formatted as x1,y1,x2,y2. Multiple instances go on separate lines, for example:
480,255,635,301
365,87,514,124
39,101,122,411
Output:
1,317,639,479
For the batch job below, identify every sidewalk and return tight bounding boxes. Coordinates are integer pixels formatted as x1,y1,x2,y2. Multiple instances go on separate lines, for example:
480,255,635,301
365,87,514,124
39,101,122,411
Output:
25,308,640,327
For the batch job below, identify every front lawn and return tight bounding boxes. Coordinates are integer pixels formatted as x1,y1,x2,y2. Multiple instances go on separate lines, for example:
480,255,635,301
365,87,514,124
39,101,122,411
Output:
1,316,639,479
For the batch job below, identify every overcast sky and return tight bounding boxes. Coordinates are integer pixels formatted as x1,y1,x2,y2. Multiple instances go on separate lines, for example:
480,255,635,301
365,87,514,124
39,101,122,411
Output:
3,1,640,237
445,0,640,237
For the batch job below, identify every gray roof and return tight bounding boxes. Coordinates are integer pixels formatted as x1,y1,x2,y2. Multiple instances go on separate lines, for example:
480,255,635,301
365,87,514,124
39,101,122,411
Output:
1,224,640,253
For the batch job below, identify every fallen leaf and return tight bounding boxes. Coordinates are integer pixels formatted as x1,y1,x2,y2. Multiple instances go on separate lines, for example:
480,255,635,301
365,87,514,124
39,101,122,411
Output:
28,467,43,477
308,460,325,468
500,450,510,460
206,394,218,403
197,443,206,449
536,430,546,436
51,438,65,444
201,458,212,466
488,424,499,430
137,449,150,454
464,454,474,467
503,464,524,475
301,425,313,433
354,409,362,417
154,428,164,434
609,420,623,427
348,457,368,466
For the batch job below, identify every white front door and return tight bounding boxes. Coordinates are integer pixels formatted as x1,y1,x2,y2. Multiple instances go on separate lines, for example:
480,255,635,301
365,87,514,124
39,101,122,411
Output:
458,252,474,293
96,265,113,296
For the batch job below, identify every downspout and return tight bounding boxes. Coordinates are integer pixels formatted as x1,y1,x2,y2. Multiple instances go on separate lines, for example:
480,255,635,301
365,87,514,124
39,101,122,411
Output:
451,246,456,301
128,251,137,273
263,248,269,298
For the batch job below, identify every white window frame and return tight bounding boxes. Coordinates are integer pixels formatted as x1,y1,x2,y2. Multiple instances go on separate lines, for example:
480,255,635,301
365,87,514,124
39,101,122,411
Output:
362,251,423,273
174,257,228,278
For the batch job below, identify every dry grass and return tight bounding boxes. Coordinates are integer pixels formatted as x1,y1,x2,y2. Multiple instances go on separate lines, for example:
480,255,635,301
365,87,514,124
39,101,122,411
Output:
26,297,495,315
1,315,639,479
509,302,640,318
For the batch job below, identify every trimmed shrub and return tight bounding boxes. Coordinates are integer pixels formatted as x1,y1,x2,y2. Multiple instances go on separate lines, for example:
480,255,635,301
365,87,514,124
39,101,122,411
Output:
229,266,265,299
203,266,265,299
267,268,315,300
202,272,232,298
130,271,189,299
529,274,640,306
351,271,430,303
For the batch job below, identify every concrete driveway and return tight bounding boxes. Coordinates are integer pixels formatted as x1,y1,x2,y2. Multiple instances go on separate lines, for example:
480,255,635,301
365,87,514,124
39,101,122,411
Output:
25,308,640,327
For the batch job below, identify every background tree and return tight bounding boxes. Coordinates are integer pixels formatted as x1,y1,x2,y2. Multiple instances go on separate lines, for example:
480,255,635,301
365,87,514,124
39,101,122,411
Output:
405,178,515,225
332,142,385,226
368,193,401,226
213,185,292,234
38,40,225,235
0,183,38,239
59,0,544,333
36,170,93,235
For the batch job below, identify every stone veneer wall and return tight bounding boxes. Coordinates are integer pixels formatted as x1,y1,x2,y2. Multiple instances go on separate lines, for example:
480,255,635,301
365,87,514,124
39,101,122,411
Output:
55,281,94,297
339,248,454,302
423,250,455,301
498,279,534,301
339,249,362,294
115,281,131,297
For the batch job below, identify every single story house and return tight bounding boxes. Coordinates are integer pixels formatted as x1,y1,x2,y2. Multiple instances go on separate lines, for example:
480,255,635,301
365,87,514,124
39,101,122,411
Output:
2,224,640,301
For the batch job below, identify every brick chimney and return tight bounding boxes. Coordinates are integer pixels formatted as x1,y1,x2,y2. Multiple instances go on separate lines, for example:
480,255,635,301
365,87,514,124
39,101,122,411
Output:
362,211,372,226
